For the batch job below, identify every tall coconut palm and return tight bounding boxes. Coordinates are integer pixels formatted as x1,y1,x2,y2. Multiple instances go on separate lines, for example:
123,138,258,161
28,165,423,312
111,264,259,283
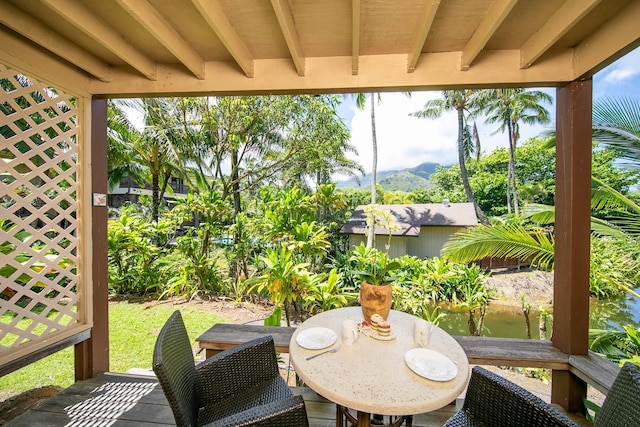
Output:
479,89,552,215
444,96,640,299
350,93,381,248
106,101,145,191
113,98,189,222
412,90,489,224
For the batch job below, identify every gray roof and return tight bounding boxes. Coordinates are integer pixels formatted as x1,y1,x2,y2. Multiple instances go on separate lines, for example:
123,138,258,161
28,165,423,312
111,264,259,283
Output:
340,203,478,236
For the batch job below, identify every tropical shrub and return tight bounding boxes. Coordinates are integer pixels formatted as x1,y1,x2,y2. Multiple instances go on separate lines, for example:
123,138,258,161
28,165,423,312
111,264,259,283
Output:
247,244,319,326
107,208,163,294
590,325,640,367
303,269,357,315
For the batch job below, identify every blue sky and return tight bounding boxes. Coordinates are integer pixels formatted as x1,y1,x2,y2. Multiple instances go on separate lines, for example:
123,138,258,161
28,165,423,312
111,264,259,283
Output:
338,46,640,175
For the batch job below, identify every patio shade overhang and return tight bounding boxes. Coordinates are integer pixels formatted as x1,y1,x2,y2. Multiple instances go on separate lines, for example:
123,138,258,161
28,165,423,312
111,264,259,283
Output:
1,0,639,415
1,0,639,98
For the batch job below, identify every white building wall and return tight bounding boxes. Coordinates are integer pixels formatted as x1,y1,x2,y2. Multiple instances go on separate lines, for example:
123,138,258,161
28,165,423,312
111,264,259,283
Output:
348,235,408,258
407,226,466,258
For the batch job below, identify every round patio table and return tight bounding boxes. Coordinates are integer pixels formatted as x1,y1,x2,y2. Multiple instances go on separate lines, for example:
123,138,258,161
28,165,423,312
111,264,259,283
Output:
289,307,470,427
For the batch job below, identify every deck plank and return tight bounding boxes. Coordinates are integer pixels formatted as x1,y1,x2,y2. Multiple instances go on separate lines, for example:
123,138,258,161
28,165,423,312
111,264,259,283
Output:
6,372,588,427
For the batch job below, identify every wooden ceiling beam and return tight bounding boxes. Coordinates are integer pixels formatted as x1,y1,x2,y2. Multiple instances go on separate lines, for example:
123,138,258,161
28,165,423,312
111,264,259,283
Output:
407,0,441,73
270,0,305,76
40,0,157,80
521,0,602,69
460,0,518,71
88,50,575,97
0,2,111,82
0,28,90,97
573,0,640,78
115,0,205,79
191,0,254,78
352,0,361,75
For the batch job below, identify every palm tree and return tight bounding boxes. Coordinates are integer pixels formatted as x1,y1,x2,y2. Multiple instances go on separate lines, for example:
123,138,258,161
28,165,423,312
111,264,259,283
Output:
442,94,640,298
412,90,489,224
351,93,379,248
106,101,145,192
113,98,189,222
479,89,552,215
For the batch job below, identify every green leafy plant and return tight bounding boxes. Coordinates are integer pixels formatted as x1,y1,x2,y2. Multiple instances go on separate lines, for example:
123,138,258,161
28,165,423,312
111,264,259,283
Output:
456,263,493,336
246,245,317,326
349,243,401,285
303,269,357,314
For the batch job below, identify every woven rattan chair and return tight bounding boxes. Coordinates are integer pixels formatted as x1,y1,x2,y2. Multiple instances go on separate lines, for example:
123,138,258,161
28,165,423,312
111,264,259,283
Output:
594,362,640,427
153,311,309,427
443,366,579,427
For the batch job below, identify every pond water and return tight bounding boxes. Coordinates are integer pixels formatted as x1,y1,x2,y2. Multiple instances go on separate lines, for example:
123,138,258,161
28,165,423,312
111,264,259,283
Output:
437,288,640,339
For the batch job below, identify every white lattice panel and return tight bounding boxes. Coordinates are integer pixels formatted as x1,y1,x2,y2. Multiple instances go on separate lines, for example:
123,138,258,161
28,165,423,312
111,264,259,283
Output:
1,64,80,352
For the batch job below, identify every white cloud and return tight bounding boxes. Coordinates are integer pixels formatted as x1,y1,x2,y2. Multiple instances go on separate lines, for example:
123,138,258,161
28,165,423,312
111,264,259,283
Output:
594,47,640,99
344,92,552,174
347,92,458,172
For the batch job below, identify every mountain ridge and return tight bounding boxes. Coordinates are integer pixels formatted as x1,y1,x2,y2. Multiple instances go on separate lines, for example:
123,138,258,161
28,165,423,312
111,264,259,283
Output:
335,161,442,191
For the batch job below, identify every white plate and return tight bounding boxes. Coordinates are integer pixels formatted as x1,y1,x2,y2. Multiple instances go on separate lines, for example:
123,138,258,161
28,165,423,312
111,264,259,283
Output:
405,348,457,381
296,327,337,350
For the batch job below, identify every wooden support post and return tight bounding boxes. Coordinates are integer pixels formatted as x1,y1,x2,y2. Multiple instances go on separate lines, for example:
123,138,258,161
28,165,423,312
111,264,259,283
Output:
551,79,592,412
75,97,109,379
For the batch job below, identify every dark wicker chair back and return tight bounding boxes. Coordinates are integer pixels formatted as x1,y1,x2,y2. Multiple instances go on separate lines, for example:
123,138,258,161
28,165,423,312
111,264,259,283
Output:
595,362,640,427
153,311,309,427
443,366,578,427
153,310,200,427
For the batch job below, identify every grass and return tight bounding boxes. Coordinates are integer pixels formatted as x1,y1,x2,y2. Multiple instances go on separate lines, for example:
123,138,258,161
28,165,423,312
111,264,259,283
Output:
0,301,227,397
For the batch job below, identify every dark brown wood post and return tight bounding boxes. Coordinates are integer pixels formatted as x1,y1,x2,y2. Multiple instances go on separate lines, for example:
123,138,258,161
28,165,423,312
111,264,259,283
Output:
551,79,592,412
75,97,109,379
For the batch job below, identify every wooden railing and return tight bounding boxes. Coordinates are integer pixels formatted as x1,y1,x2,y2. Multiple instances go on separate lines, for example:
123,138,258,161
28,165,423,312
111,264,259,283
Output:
196,324,621,395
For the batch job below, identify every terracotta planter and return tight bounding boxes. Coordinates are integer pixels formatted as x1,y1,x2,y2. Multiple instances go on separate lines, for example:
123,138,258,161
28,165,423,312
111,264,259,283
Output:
360,281,393,322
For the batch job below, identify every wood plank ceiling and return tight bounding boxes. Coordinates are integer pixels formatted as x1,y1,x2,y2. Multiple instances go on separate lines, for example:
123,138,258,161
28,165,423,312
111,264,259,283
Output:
0,0,639,97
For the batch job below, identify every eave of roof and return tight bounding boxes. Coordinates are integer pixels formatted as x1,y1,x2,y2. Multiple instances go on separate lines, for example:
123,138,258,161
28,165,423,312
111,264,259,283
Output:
340,202,478,236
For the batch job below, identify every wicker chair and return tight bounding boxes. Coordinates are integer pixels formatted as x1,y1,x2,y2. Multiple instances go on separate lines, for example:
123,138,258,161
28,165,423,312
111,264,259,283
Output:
443,366,579,427
152,311,309,427
594,362,640,427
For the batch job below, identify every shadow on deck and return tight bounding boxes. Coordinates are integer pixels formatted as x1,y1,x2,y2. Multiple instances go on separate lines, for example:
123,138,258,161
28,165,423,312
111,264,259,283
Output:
5,372,458,427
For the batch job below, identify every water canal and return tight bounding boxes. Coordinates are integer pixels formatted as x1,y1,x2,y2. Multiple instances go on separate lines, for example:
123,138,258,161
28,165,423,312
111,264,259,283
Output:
437,289,640,339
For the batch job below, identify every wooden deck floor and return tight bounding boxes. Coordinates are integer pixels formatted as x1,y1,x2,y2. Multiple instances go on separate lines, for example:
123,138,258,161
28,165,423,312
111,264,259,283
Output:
5,372,458,427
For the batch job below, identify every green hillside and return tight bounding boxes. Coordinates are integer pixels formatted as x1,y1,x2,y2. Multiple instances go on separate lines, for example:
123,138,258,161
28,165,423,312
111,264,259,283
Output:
335,161,440,191
379,171,431,191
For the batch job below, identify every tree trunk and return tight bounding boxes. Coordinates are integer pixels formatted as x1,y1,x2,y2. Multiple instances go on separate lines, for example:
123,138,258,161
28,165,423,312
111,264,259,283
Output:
539,310,548,340
457,108,489,225
367,95,377,249
510,120,520,215
506,116,519,215
468,309,478,336
152,170,160,222
230,148,242,216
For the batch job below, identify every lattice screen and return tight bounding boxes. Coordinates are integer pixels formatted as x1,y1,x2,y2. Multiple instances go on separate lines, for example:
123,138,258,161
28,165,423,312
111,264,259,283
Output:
0,64,80,353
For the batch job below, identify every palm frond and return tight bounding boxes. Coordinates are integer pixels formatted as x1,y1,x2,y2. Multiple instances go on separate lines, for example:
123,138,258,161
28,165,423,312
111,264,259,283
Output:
592,97,640,167
521,203,555,224
442,223,555,270
591,176,640,213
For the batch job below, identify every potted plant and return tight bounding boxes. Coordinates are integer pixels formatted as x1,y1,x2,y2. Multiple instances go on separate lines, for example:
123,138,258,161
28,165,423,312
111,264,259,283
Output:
350,243,401,322
350,205,402,322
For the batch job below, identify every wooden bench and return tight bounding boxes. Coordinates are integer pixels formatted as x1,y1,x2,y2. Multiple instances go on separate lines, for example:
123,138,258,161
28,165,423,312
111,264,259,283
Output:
196,324,296,358
196,323,568,369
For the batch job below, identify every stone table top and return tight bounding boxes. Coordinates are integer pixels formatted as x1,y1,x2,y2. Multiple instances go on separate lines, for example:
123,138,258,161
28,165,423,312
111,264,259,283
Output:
289,307,470,416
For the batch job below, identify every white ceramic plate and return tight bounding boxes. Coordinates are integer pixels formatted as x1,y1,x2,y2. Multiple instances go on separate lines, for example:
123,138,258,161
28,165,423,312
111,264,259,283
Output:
296,327,337,350
405,348,457,381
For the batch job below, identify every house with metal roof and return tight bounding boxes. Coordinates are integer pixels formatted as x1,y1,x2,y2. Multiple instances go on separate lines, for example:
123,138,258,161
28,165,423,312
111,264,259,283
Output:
341,202,478,258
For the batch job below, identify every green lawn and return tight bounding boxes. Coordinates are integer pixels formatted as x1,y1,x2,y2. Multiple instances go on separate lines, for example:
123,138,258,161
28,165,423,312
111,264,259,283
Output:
0,301,226,396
